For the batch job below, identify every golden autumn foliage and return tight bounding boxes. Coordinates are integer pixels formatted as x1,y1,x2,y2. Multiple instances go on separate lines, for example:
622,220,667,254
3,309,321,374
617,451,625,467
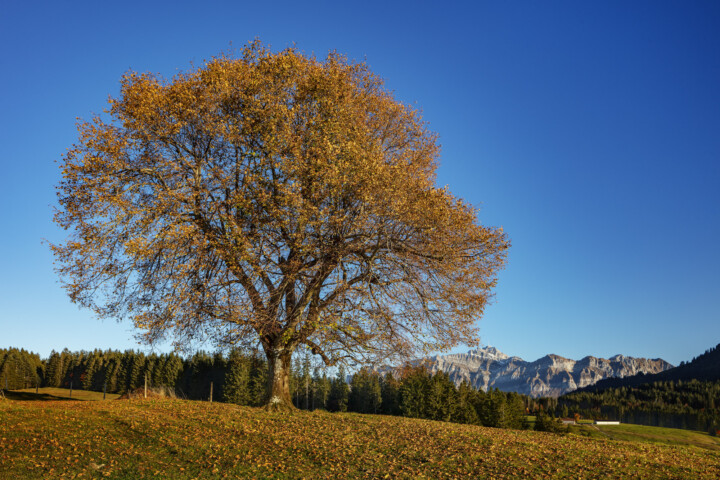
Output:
52,41,509,409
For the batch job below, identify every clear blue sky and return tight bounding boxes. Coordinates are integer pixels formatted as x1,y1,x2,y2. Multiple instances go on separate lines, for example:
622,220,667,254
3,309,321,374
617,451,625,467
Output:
1,1,718,366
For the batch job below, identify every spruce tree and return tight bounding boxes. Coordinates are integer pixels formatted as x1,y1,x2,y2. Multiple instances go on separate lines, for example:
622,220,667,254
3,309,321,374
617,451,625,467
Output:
224,349,251,405
349,368,382,414
328,366,349,412
45,351,63,388
399,366,431,418
380,373,401,416
454,382,480,425
248,352,268,406
313,369,331,410
426,372,458,422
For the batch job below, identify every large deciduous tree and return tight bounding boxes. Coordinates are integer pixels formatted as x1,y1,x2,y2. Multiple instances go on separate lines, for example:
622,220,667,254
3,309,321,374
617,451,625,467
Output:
52,41,509,411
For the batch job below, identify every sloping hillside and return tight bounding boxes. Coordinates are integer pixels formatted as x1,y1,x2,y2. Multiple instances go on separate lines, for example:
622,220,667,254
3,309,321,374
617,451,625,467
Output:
579,343,720,392
1,396,719,479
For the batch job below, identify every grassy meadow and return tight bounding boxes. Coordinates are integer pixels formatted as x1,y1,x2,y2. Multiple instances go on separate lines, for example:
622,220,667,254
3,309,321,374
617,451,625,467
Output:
1,394,719,479
593,423,720,451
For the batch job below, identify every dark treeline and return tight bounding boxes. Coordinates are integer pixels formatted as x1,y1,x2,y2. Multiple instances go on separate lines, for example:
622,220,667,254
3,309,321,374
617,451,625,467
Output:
342,365,536,429
558,343,720,434
1,347,547,431
41,348,261,403
582,344,720,392
559,379,720,434
0,348,43,389
0,347,253,401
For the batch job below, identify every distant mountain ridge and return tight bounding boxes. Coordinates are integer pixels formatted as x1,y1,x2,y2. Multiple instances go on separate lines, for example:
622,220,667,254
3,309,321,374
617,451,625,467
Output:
405,346,673,398
576,343,720,393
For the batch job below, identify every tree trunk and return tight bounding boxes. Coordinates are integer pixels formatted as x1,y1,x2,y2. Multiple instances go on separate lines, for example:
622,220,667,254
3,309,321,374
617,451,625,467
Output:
264,347,295,412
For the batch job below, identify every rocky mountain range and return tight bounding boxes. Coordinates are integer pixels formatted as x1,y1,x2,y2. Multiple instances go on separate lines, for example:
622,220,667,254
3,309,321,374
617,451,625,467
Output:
411,346,673,398
578,342,720,392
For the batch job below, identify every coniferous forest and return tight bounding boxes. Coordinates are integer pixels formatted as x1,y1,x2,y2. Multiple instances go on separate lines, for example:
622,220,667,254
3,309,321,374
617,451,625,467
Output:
0,347,536,430
558,344,720,434
3,345,719,435
558,379,720,433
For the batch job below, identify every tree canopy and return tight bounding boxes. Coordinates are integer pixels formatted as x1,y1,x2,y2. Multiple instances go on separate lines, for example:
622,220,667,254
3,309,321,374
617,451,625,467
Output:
52,41,509,409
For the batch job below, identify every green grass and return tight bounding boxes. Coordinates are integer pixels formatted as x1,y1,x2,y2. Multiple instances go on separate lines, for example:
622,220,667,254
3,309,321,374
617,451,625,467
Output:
594,423,720,452
1,397,719,479
5,387,120,401
567,424,612,440
524,415,536,429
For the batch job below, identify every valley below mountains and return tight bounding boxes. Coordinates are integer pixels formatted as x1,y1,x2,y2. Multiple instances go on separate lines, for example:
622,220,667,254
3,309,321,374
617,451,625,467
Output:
414,347,673,397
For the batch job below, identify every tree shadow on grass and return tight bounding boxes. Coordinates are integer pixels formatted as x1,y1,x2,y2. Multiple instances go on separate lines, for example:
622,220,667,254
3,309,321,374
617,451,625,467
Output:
3,390,84,402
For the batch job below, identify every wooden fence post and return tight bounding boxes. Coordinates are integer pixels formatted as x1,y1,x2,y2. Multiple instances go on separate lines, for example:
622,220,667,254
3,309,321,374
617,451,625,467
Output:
69,381,72,398
209,381,213,403
144,373,148,399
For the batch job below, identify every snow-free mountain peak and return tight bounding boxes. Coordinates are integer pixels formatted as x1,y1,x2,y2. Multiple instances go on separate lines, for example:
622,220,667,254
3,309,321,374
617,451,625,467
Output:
415,348,672,397
467,346,510,361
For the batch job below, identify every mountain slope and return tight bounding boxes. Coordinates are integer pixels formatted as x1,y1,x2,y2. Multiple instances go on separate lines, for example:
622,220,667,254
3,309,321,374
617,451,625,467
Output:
577,343,720,392
415,347,672,397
